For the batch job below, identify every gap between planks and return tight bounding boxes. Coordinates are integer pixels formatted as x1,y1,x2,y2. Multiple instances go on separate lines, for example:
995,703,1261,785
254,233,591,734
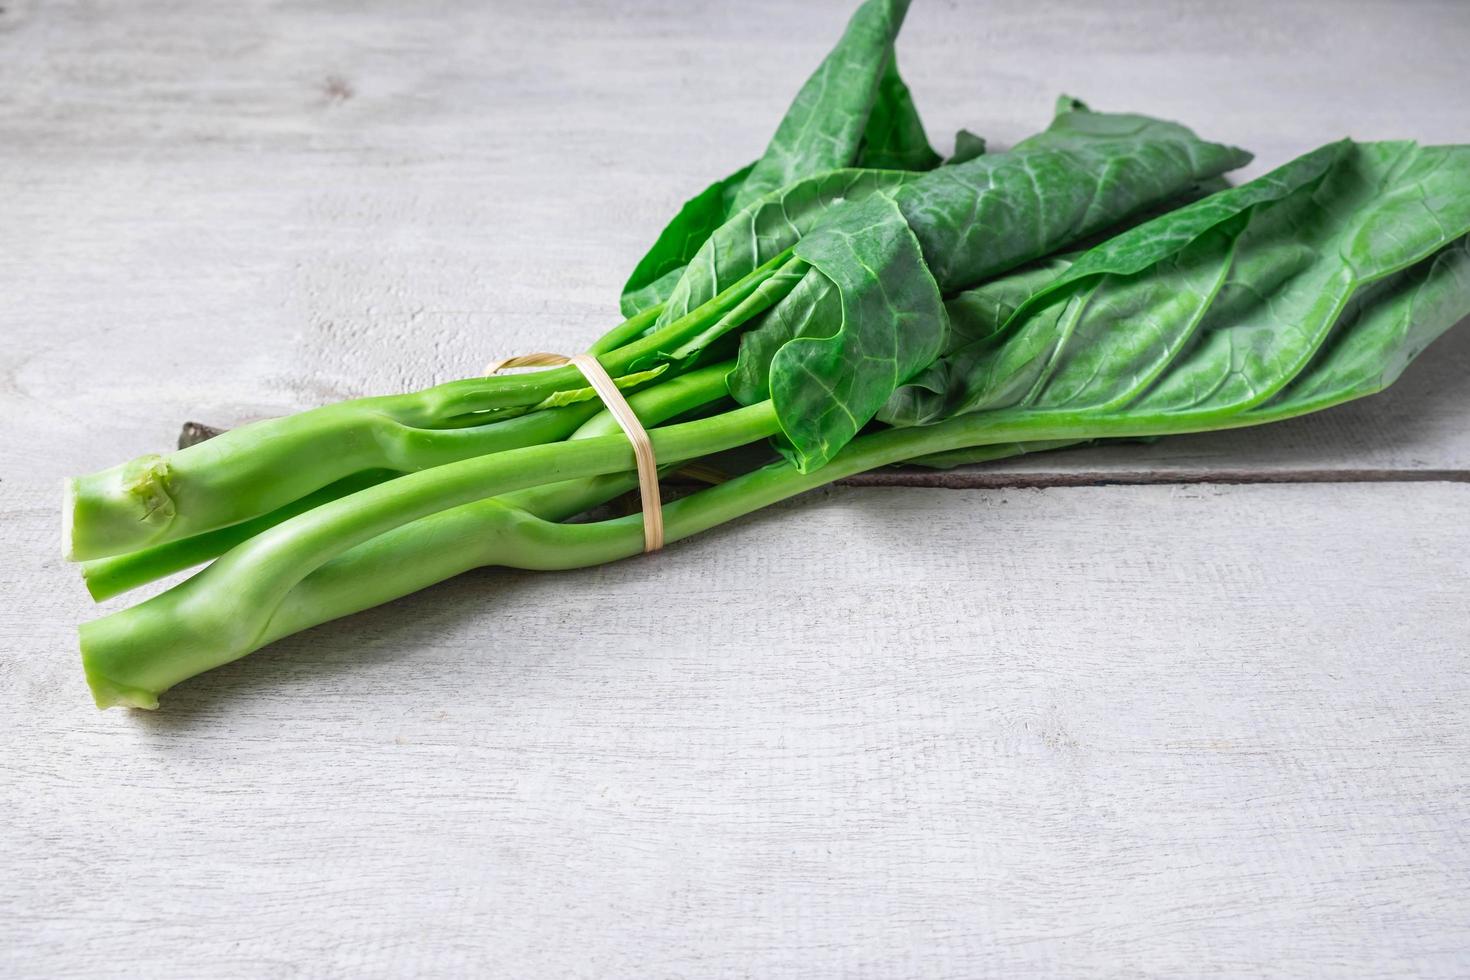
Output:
840,467,1470,489
175,421,1470,490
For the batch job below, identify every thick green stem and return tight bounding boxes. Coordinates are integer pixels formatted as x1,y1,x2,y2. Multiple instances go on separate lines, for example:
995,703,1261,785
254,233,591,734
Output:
259,441,1047,650
85,394,1378,707
419,248,798,417
80,363,737,598
79,402,781,708
65,251,800,562
264,402,1305,619
78,470,396,601
64,400,600,561
586,302,663,355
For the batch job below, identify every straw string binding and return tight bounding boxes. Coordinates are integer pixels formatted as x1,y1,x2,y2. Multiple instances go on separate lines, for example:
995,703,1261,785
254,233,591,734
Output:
484,352,663,552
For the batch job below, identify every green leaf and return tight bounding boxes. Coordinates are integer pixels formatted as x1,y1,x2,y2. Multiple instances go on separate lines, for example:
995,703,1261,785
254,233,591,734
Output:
660,168,924,325
737,103,1252,443
948,129,987,165
770,194,948,471
854,57,942,171
889,140,1470,440
618,0,938,317
1131,142,1470,419
889,99,1253,292
1252,235,1470,419
882,139,1349,424
734,0,917,208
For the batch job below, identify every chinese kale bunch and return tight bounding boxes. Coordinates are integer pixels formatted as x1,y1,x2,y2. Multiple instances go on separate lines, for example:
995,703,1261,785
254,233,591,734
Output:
64,0,1470,709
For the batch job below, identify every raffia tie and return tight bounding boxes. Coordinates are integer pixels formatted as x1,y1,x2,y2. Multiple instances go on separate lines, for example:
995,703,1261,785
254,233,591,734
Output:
483,351,663,552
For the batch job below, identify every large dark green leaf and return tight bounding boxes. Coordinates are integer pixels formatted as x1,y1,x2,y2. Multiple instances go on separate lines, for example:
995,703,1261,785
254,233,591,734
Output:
882,140,1349,424
911,233,1470,468
1254,235,1470,420
618,0,938,316
889,140,1470,443
887,98,1253,292
770,194,948,470
733,0,917,208
1124,142,1470,420
732,102,1251,462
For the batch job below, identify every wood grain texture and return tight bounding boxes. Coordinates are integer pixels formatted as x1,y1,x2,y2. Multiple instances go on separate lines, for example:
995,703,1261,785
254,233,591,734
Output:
2,0,1469,976
4,481,1470,977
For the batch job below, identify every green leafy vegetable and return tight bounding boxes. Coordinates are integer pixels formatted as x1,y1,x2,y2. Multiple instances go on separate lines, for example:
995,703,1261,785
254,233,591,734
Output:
885,140,1470,426
890,97,1252,292
60,0,1470,713
83,215,1468,708
619,0,939,315
729,100,1251,468
730,0,922,208
854,59,943,171
772,193,948,467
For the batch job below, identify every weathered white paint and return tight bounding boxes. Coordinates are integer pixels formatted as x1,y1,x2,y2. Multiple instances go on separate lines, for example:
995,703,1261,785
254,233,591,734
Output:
2,0,1468,976
5,481,1470,977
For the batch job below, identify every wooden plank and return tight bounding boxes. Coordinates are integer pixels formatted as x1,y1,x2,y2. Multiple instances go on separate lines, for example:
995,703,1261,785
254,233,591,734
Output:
4,479,1468,977
4,1,1470,976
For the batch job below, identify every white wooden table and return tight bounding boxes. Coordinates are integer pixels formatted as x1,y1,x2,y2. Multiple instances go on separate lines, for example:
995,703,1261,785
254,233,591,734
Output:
3,1,1468,976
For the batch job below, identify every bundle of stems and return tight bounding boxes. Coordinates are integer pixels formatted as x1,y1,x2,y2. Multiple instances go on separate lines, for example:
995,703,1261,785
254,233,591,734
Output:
63,0,1470,709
